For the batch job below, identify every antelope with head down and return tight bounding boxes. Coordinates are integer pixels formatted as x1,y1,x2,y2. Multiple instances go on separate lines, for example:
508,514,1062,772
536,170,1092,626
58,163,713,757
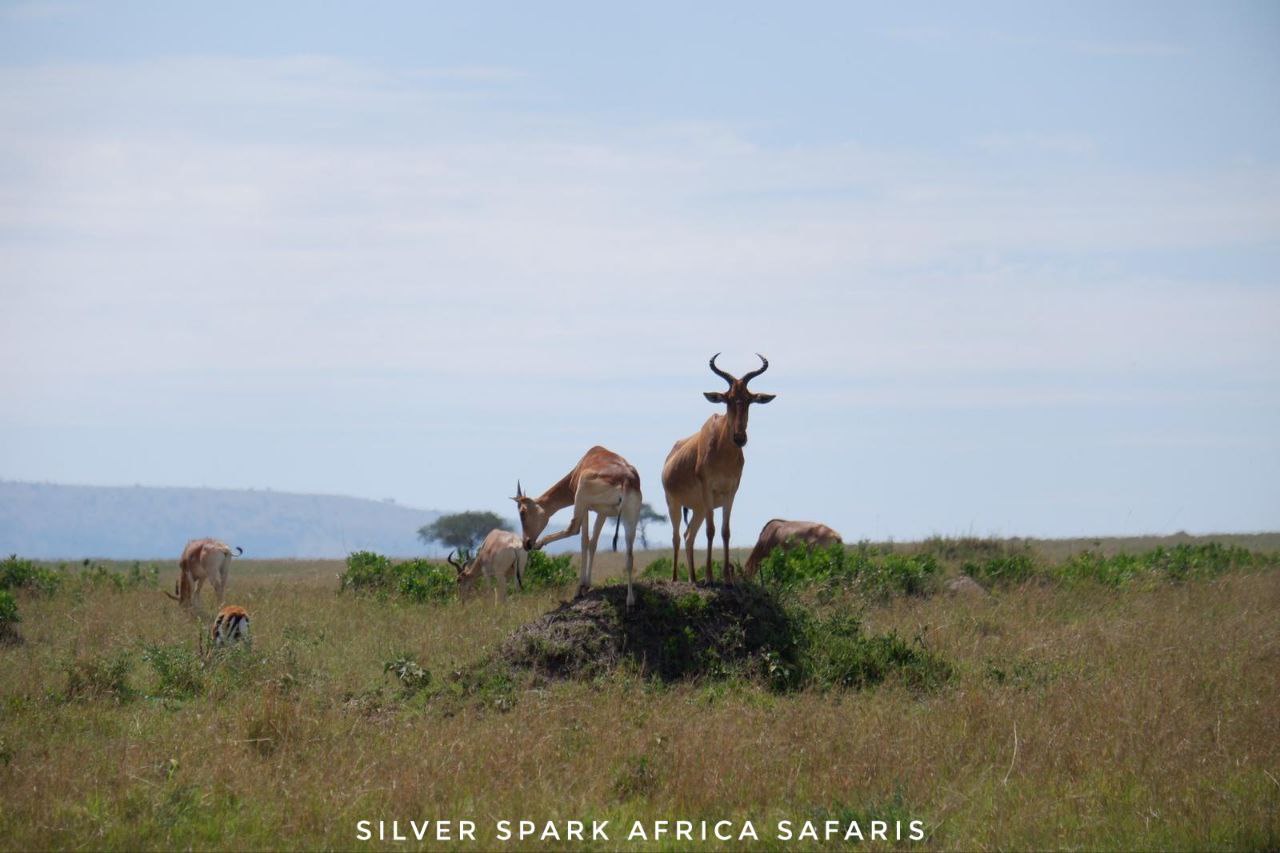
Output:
210,605,250,647
743,519,843,579
166,538,242,613
514,445,642,606
662,353,775,584
448,529,527,603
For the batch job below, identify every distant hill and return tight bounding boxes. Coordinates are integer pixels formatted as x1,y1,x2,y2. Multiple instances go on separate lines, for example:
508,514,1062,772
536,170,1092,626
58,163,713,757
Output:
0,481,443,559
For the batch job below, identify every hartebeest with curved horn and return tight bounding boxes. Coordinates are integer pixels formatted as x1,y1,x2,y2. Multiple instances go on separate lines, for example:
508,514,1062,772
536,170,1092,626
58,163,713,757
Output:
662,353,776,583
514,446,642,605
447,530,527,603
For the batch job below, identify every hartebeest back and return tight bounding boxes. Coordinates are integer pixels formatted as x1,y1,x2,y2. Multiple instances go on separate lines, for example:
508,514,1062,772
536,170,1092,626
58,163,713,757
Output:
166,538,242,612
514,445,643,606
449,529,527,604
661,354,775,583
743,519,843,578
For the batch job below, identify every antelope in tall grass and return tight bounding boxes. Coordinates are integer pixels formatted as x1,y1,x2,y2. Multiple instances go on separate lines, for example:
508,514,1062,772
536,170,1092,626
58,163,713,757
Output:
448,530,527,603
743,519,843,579
166,538,242,612
210,605,250,647
514,446,642,605
662,354,775,584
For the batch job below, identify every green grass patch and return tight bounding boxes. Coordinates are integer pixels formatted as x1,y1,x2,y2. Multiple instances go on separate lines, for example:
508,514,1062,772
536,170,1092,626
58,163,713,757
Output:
758,543,942,599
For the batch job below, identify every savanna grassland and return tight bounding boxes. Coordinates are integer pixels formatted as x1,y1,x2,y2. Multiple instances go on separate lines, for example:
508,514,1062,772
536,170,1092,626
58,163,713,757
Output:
1,533,1278,852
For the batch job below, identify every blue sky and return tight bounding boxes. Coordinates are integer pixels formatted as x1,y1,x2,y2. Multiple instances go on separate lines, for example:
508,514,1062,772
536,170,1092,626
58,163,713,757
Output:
1,1,1277,543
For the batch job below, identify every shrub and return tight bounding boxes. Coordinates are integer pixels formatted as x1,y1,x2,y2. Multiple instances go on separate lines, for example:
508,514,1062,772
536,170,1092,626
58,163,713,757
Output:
921,536,1022,562
339,551,456,603
641,556,672,579
0,555,62,595
963,552,1038,588
64,650,135,703
142,643,205,699
524,550,575,590
757,544,941,598
338,551,394,594
392,559,457,603
0,590,19,643
77,561,160,592
383,655,432,695
797,611,953,692
1057,551,1144,587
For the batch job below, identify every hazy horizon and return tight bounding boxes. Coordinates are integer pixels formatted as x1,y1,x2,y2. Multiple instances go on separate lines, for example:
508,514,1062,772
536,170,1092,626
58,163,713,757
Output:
2,2,1277,544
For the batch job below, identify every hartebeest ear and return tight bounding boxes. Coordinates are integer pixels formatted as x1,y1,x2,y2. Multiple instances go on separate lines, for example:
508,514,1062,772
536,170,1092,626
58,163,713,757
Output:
703,391,728,404
751,393,776,404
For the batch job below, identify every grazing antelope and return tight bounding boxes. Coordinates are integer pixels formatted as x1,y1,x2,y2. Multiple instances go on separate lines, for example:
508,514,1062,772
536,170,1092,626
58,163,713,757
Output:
743,519,843,579
662,353,776,584
448,529,527,603
166,538,242,612
514,445,642,606
210,605,250,647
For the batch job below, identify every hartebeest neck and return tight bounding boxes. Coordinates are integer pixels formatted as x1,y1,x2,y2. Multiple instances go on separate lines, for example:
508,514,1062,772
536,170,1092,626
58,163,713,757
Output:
534,471,577,515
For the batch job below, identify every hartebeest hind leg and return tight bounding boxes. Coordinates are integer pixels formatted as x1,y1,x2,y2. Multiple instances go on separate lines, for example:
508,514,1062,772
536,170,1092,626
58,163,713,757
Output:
581,510,609,596
666,496,682,582
683,509,705,583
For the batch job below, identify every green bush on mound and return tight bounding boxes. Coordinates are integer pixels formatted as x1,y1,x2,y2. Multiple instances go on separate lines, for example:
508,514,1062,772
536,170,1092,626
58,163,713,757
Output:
497,581,953,695
758,543,942,598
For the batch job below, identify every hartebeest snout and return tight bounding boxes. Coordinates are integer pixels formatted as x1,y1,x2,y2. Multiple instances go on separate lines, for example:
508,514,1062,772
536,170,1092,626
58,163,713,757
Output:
514,445,642,606
662,353,775,584
743,519,843,579
449,529,527,603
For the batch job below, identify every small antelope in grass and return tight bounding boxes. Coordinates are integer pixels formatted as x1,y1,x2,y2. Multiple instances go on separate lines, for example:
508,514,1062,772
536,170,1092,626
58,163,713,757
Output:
448,529,527,603
166,538,242,612
662,353,776,584
514,445,642,606
210,605,250,647
743,519,844,579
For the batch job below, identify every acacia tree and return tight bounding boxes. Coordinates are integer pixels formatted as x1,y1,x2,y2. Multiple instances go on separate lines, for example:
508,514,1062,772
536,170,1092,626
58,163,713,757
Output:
417,511,511,557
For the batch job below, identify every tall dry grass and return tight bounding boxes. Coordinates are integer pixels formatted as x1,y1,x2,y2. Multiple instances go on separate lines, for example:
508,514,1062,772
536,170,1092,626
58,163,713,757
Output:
1,536,1277,850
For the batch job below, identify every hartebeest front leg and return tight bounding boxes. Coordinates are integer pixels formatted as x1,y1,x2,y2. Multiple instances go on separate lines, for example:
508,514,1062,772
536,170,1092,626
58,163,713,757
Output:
701,480,717,584
536,518,582,550
666,496,683,582
721,493,735,584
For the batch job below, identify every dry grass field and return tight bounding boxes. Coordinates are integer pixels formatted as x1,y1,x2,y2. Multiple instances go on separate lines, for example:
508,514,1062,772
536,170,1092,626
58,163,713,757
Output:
1,533,1278,851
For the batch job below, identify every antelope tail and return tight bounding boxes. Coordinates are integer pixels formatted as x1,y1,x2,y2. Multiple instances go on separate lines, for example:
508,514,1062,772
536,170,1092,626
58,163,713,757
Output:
612,486,625,552
683,506,690,524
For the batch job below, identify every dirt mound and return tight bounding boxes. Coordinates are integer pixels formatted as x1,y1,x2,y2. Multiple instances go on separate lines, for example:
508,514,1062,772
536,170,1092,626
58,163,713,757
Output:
500,581,798,681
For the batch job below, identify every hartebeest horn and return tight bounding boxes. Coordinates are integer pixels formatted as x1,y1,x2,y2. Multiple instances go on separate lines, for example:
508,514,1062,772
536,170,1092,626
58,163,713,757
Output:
741,353,769,385
446,550,464,575
708,352,735,386
515,480,524,499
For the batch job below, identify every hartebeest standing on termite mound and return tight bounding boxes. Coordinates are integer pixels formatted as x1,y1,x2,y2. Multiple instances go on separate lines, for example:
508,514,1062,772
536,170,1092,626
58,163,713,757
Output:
448,529,527,603
166,538,242,612
514,446,643,606
743,519,843,579
662,353,776,584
